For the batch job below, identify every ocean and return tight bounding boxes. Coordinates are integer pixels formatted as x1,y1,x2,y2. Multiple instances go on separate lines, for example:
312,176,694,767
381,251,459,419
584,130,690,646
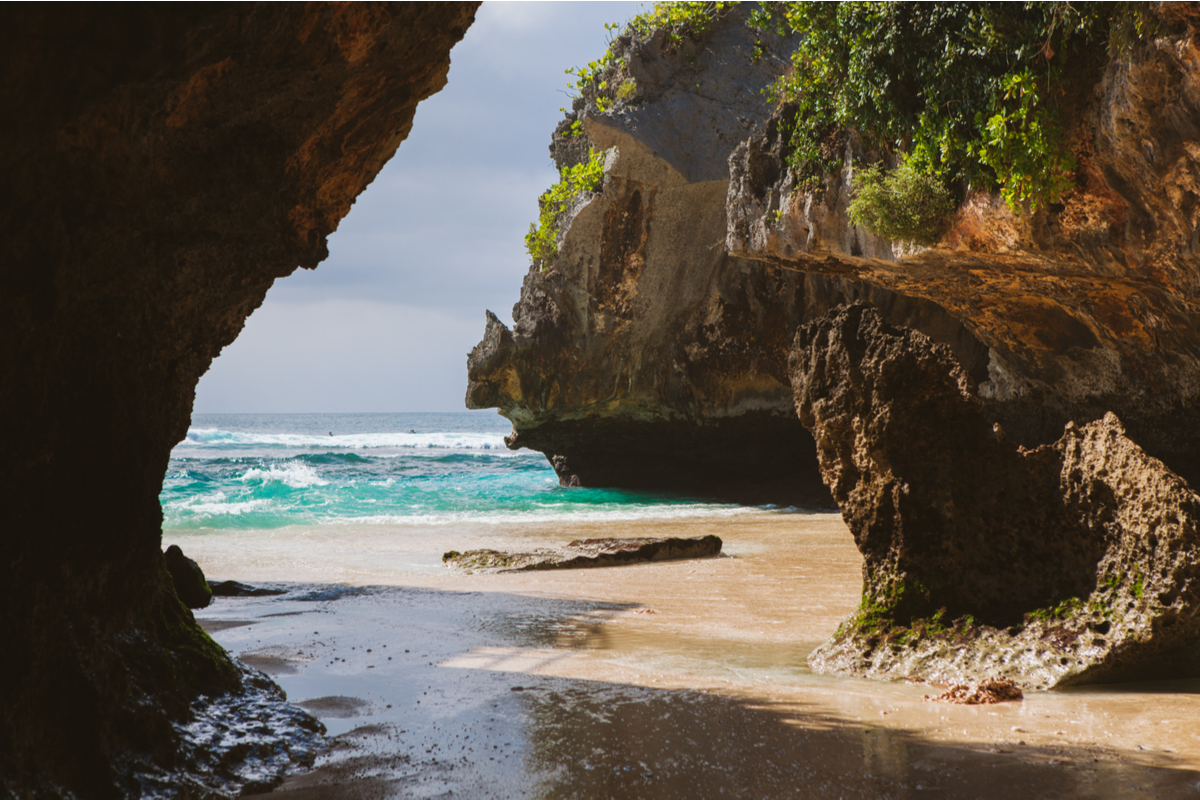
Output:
162,412,771,578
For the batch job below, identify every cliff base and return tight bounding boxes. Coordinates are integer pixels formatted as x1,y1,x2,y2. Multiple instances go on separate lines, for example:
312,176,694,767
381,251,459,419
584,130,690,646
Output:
793,305,1200,689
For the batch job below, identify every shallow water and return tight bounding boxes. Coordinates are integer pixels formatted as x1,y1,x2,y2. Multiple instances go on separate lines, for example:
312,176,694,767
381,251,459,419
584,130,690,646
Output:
164,413,771,534
188,512,1200,798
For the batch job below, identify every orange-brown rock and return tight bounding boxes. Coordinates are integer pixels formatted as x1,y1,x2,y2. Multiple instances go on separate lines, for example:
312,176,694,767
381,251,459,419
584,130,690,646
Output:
0,4,477,795
728,11,1200,479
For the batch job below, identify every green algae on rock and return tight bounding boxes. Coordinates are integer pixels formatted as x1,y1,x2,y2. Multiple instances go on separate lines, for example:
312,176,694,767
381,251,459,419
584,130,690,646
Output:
792,304,1200,689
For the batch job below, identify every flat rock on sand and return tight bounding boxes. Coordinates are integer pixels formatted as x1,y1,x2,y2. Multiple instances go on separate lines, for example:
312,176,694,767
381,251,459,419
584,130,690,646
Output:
442,535,722,573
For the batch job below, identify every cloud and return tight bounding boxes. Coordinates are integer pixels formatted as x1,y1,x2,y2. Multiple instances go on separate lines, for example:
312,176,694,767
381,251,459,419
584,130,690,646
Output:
194,299,489,413
195,1,643,413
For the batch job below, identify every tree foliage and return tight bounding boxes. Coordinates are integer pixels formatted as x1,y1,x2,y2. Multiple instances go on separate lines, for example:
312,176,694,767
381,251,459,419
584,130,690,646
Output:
754,2,1162,215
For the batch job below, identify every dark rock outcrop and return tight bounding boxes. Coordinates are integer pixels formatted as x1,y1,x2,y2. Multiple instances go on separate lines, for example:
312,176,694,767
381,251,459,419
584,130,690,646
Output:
466,6,834,507
164,545,211,610
209,580,288,598
792,305,1200,689
443,535,722,573
0,4,477,795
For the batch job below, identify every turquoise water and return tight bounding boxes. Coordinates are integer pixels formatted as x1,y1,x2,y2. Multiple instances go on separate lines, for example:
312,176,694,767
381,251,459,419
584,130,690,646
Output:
162,412,748,531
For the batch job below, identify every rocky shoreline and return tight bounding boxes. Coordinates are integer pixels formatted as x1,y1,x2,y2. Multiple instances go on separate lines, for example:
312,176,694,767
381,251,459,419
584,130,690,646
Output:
9,2,1200,793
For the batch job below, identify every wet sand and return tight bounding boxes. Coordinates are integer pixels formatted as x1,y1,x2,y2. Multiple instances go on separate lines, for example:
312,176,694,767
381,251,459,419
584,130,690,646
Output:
184,513,1200,798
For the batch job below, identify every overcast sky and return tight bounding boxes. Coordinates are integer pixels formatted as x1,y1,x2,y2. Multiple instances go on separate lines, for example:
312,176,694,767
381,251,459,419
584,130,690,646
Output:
193,2,642,414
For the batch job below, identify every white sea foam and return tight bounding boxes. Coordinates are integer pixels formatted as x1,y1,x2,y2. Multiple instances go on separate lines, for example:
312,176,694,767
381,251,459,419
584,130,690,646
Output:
339,503,758,527
240,463,327,488
166,493,274,517
180,428,508,450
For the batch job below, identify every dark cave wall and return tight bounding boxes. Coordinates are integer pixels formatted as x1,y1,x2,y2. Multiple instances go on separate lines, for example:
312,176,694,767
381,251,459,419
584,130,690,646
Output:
0,4,478,795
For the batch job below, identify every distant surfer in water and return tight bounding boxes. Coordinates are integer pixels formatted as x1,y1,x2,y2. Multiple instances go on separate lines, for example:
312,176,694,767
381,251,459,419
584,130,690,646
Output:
329,431,333,436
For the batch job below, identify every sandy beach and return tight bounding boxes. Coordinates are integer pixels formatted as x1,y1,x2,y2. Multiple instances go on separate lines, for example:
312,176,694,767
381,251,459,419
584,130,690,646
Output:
182,513,1200,798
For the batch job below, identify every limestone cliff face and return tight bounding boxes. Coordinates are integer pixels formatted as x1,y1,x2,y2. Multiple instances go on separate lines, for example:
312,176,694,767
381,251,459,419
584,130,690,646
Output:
0,4,477,795
466,6,1030,504
468,7,832,504
727,9,1200,480
468,4,1200,686
793,305,1200,689
472,4,1200,494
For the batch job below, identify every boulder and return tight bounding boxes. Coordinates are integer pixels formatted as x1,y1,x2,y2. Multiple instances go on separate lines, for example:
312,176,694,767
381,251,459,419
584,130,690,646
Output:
209,580,287,598
164,545,212,609
791,304,1200,689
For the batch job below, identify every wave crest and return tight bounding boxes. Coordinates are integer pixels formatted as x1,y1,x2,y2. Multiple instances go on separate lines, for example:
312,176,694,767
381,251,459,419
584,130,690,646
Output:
240,464,327,488
180,428,509,451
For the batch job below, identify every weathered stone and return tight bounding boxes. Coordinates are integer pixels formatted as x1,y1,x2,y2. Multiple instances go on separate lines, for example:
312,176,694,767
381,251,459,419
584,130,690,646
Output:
209,580,288,598
729,13,1200,482
792,304,1200,689
466,6,836,507
466,5,1200,506
0,4,477,795
443,535,722,573
164,545,211,609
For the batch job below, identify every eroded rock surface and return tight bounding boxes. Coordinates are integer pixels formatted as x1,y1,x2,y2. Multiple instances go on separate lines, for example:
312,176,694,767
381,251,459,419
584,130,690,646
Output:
442,535,722,573
466,6,833,507
730,10,1200,480
468,6,1200,505
0,4,477,795
793,305,1200,689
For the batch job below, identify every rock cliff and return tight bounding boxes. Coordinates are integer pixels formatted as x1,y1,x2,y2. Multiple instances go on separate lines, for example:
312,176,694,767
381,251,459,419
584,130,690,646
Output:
0,4,477,795
727,5,1200,480
466,5,833,506
466,6,1019,506
793,305,1200,689
468,4,1200,686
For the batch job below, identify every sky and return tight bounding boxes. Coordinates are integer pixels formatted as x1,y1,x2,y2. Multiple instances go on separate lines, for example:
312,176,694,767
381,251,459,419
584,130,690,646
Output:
193,2,642,414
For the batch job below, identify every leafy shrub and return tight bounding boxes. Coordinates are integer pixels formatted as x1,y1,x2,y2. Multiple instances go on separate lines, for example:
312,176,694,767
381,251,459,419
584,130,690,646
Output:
624,0,736,49
848,158,956,246
972,68,1076,210
525,149,607,267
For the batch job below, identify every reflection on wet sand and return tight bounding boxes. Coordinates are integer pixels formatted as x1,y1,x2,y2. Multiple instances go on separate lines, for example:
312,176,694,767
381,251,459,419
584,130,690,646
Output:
188,512,1200,798
522,682,1200,799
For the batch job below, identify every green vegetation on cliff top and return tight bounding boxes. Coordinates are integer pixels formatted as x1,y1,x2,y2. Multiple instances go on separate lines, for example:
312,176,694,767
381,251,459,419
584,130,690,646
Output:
528,2,737,266
528,2,1172,263
756,1,1168,216
525,149,606,267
